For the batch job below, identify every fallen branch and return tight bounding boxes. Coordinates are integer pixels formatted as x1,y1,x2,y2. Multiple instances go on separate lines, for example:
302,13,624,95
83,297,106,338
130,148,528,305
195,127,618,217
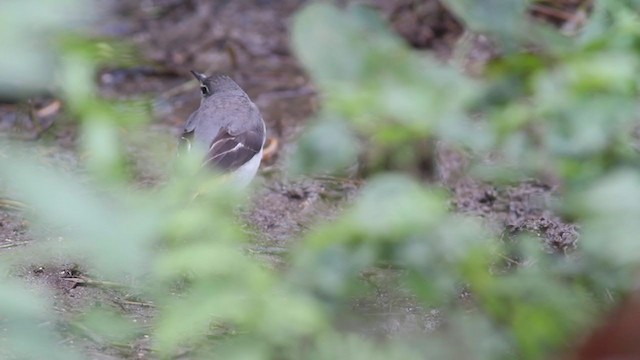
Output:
0,241,30,249
61,276,129,290
0,198,27,211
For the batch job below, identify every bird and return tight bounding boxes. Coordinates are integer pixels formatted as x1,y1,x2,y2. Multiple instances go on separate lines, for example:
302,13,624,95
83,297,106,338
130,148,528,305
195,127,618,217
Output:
180,71,266,188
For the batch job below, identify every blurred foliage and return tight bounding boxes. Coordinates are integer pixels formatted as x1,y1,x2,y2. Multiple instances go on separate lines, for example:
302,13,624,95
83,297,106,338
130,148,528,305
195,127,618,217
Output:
0,0,90,97
443,0,570,52
2,0,640,360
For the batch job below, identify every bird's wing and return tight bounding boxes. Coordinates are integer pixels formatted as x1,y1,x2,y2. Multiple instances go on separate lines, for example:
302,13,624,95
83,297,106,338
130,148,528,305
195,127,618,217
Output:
179,128,194,153
179,109,201,153
203,127,264,171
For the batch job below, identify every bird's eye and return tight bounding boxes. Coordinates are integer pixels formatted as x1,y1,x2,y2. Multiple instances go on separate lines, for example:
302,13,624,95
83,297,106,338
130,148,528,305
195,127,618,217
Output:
200,85,209,96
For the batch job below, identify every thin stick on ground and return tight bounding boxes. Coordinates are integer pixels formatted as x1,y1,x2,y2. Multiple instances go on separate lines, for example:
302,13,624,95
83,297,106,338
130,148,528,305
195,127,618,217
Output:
0,241,30,249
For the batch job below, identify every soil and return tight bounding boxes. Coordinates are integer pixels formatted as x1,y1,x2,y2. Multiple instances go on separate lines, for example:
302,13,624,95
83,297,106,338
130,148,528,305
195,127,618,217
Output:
0,0,585,358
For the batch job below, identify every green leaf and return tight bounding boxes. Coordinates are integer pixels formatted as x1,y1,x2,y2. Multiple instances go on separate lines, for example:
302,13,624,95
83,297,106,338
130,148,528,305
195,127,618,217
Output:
0,147,161,280
442,0,529,35
0,0,94,96
0,279,83,360
292,3,478,138
287,118,359,176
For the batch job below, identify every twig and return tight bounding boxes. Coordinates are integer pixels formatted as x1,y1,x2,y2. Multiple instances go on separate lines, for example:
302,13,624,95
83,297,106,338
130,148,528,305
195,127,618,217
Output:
159,79,198,99
311,175,364,186
247,246,289,255
68,321,106,345
530,4,575,22
254,85,316,105
497,252,521,266
160,63,221,99
605,288,614,304
61,276,129,289
117,299,155,308
0,241,30,249
0,198,27,211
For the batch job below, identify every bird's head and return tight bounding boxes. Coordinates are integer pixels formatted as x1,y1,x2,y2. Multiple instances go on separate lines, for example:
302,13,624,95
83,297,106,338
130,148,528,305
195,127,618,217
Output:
190,70,240,98
190,70,211,97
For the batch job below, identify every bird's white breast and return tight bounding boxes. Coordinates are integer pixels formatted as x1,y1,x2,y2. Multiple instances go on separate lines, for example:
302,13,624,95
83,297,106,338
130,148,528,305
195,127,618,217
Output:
231,149,262,188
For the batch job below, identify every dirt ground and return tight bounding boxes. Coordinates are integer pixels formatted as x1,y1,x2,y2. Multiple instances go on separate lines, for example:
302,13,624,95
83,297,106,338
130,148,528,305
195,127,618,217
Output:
0,0,582,358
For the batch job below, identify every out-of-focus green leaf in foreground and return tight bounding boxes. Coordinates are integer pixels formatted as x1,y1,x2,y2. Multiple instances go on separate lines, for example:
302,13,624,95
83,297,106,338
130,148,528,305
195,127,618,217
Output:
4,0,640,359
288,2,640,360
291,3,481,146
0,278,82,360
0,0,93,97
287,119,360,176
0,150,161,279
290,3,498,178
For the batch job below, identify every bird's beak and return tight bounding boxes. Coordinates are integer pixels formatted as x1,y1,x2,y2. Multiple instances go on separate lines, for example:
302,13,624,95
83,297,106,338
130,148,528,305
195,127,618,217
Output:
190,70,207,82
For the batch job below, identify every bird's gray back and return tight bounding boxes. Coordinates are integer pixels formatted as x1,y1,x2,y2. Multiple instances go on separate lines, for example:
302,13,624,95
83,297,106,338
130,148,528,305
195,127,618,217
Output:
186,90,262,147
